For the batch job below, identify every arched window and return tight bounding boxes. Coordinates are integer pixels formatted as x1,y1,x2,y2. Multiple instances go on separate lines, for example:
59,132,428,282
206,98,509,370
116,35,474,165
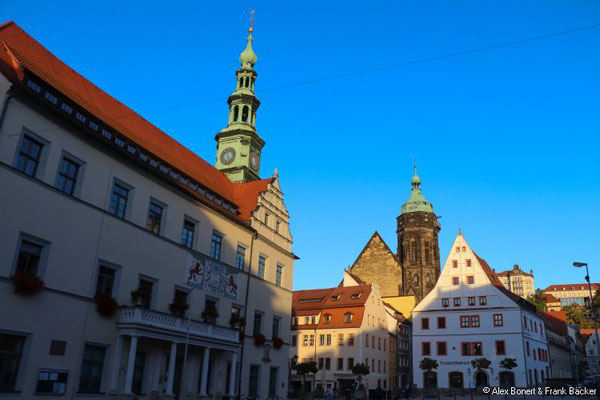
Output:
410,239,417,263
233,105,239,121
239,77,243,88
245,77,250,87
242,106,249,122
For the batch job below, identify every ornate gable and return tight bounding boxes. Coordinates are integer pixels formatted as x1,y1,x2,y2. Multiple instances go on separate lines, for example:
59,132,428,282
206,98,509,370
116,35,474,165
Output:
348,231,402,297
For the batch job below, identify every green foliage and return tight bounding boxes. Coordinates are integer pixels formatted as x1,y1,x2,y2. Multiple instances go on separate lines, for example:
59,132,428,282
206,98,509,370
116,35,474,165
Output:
471,358,491,371
295,361,318,376
564,303,595,329
526,289,547,312
499,358,518,370
419,357,438,372
351,363,370,376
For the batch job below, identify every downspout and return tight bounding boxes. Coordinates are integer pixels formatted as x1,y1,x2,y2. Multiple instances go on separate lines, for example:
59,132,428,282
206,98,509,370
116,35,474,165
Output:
237,231,258,400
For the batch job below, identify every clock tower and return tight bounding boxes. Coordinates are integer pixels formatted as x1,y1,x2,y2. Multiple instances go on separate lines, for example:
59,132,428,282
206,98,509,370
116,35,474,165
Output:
215,26,265,183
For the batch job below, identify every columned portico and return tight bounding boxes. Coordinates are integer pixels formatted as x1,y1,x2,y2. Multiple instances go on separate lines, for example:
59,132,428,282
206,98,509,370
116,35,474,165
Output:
166,341,178,395
122,335,138,394
228,351,238,397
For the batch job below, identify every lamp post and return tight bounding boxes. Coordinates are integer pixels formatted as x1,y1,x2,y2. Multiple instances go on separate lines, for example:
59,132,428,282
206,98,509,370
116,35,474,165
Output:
573,261,600,381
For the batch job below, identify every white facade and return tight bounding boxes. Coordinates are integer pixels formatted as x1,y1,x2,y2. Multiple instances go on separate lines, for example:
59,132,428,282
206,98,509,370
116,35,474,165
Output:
0,23,295,399
412,232,549,389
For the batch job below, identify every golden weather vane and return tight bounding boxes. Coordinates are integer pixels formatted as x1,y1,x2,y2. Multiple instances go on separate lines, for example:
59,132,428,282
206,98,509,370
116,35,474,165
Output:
249,9,256,31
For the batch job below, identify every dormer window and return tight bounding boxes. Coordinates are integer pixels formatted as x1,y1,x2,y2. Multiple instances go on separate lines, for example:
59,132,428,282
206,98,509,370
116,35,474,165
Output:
344,313,354,323
323,314,331,324
351,293,361,299
331,295,341,301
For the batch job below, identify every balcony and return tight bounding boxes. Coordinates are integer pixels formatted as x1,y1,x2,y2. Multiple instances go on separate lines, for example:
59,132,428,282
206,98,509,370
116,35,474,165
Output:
117,307,239,344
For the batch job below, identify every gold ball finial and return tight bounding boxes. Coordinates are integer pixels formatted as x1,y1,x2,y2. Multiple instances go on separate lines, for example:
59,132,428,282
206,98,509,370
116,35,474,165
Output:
249,27,254,33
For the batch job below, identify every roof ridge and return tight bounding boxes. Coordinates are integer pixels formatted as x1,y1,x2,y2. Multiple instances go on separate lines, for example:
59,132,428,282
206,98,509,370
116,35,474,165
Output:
0,21,15,31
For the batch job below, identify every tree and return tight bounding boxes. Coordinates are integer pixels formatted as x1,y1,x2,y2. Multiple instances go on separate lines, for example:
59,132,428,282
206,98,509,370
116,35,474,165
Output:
296,361,318,387
352,363,370,387
419,357,439,372
564,303,595,329
526,289,547,312
499,358,518,370
471,358,491,371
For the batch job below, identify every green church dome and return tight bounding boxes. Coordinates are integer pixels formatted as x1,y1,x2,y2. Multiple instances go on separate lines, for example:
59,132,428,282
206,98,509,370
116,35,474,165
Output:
239,28,258,69
401,168,434,215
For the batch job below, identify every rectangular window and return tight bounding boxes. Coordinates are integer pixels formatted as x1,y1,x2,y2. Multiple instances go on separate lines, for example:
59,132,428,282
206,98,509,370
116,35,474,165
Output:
441,298,449,307
452,260,458,268
181,220,195,249
348,333,354,346
291,335,297,347
302,335,308,347
319,335,325,346
257,256,266,279
272,317,280,339
461,342,483,356
437,317,446,329
56,157,80,195
460,316,470,328
78,345,106,393
95,265,116,296
249,365,260,397
526,341,530,356
452,277,459,285
318,358,324,370
479,296,487,305
437,342,447,356
466,259,472,267
16,135,43,177
454,297,461,306
15,240,43,277
275,264,283,286
466,276,474,284
347,358,354,370
325,358,331,370
338,334,344,346
468,297,476,306
36,369,68,394
236,245,246,270
326,334,331,346
108,182,129,219
137,278,154,309
0,333,26,392
494,340,506,355
421,318,429,330
146,202,163,234
422,342,431,356
210,233,222,260
253,312,262,336
471,315,480,327
493,314,503,327
309,335,314,346
366,334,369,347
337,358,343,370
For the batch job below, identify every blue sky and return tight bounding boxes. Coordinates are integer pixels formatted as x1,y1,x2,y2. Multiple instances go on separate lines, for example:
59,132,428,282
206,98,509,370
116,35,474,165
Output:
4,1,599,292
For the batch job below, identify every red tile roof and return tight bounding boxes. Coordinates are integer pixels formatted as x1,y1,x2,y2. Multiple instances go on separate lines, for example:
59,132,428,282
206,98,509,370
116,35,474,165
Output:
542,293,561,303
292,285,372,328
544,284,600,292
540,311,568,335
0,21,271,222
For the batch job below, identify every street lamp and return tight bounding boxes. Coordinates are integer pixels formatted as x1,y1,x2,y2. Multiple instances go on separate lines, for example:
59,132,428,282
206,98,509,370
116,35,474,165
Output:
573,261,600,381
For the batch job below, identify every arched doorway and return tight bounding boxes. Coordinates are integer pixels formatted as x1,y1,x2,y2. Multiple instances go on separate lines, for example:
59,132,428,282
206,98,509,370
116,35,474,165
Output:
449,372,464,389
475,371,488,388
499,371,515,388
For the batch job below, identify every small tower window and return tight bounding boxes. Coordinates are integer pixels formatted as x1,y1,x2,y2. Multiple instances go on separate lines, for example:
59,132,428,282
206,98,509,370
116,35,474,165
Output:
245,77,250,87
239,77,243,88
242,106,249,122
233,105,239,121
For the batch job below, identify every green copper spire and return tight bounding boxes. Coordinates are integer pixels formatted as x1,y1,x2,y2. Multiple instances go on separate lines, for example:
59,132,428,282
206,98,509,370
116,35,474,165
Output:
401,164,434,215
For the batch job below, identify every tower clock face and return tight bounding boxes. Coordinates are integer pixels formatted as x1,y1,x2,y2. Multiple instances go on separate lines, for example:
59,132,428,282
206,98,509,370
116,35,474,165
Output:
220,148,236,165
250,152,260,171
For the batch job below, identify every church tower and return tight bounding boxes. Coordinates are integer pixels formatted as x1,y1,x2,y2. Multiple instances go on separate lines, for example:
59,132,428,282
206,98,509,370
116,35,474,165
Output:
215,26,265,183
398,166,441,303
